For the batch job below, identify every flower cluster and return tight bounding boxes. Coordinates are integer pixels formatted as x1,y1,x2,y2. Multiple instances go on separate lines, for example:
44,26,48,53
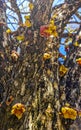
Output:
11,103,26,119
40,19,58,38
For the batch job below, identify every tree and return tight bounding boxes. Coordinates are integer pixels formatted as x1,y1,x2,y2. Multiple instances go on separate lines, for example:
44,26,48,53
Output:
0,0,81,130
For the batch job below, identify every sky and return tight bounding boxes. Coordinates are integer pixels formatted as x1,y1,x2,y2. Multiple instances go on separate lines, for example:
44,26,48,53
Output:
53,0,64,6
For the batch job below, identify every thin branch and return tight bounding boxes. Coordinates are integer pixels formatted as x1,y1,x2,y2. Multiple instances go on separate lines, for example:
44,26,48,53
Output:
9,0,23,24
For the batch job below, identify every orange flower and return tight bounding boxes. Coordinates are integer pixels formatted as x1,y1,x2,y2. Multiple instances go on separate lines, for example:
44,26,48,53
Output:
76,58,81,65
61,106,77,120
11,50,19,61
40,25,50,37
43,53,51,60
11,103,26,119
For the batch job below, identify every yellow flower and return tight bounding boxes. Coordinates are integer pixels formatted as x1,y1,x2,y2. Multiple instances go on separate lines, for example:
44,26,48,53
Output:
24,20,32,28
11,103,26,119
28,3,34,11
24,15,30,20
44,24,58,37
16,35,25,41
73,42,79,47
52,26,57,31
61,106,77,120
59,65,68,77
76,58,81,65
52,31,58,37
44,28,52,35
49,20,54,25
43,53,51,60
6,29,12,34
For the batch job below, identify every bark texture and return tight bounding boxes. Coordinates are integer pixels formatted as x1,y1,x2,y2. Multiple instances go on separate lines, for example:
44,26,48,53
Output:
0,0,81,130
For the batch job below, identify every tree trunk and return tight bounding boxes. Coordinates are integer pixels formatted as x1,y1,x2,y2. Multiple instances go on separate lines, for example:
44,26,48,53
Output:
0,0,81,130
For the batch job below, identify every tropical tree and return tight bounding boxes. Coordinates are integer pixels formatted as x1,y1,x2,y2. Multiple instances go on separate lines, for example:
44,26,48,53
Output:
0,0,81,130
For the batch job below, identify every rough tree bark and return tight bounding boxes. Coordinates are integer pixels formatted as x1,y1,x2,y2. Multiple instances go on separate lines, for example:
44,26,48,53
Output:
0,0,81,130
